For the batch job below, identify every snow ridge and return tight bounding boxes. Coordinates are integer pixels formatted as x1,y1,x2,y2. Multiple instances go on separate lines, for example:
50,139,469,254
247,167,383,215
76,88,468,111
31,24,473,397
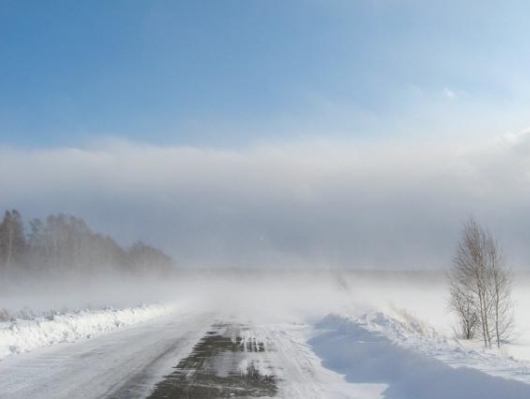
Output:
351,311,530,385
0,304,175,360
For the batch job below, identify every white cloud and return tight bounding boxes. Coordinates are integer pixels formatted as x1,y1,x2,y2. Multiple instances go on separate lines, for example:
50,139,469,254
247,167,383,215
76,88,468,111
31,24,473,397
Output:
2,134,530,269
443,87,457,99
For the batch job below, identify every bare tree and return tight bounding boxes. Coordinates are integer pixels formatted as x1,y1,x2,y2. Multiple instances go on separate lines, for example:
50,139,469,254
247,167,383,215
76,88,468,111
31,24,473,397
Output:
448,218,514,348
448,282,478,339
488,239,514,347
449,218,491,347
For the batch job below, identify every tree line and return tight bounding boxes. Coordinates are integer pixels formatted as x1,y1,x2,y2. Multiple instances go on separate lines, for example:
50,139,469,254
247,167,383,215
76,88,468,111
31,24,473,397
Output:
0,209,175,278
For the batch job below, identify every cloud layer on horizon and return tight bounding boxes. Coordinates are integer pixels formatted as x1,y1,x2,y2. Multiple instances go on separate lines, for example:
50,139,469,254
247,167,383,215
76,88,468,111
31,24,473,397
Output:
2,134,530,269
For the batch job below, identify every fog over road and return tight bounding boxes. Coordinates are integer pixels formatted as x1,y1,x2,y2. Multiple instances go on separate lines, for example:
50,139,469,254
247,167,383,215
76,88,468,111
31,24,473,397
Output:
3,272,530,399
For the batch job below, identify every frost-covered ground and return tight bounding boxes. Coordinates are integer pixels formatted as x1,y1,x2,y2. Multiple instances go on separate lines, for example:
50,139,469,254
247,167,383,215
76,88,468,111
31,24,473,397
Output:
1,270,530,398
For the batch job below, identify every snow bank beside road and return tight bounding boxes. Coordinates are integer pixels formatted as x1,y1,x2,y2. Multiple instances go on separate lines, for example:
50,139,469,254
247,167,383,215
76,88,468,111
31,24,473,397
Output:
310,314,530,399
359,310,530,384
317,311,530,386
0,304,175,360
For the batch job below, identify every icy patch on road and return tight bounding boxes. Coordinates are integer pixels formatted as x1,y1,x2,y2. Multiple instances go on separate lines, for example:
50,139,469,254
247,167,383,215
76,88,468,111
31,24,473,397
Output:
0,303,175,360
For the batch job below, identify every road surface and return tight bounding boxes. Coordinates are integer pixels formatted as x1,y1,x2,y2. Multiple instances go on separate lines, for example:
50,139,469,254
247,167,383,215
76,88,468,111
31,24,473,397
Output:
2,308,530,399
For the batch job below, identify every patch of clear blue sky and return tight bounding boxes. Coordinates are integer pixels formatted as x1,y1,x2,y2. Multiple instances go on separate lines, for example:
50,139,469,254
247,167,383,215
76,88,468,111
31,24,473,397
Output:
1,0,529,148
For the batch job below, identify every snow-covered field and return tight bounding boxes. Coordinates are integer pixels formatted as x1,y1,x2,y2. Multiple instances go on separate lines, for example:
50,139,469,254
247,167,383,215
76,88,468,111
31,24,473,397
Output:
1,270,530,398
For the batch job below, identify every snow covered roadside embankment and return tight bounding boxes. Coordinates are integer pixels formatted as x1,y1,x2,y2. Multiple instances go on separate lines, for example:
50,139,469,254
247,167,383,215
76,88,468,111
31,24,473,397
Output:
309,313,530,399
0,303,175,360
360,310,530,384
313,310,530,387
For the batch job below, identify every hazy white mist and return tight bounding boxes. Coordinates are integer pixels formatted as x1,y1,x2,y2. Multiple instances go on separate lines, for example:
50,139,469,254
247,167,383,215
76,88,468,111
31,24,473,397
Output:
2,132,530,269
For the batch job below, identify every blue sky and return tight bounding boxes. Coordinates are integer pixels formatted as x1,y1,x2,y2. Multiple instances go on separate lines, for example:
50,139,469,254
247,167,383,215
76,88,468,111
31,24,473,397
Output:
2,0,530,148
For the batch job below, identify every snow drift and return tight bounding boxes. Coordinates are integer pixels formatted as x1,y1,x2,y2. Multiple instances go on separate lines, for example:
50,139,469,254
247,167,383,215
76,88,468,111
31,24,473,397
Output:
310,314,530,399
0,304,174,360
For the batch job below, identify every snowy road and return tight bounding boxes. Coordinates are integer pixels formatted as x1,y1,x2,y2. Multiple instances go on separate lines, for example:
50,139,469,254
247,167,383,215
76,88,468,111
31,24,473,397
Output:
0,308,380,399
0,310,213,399
145,319,377,398
2,307,530,398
